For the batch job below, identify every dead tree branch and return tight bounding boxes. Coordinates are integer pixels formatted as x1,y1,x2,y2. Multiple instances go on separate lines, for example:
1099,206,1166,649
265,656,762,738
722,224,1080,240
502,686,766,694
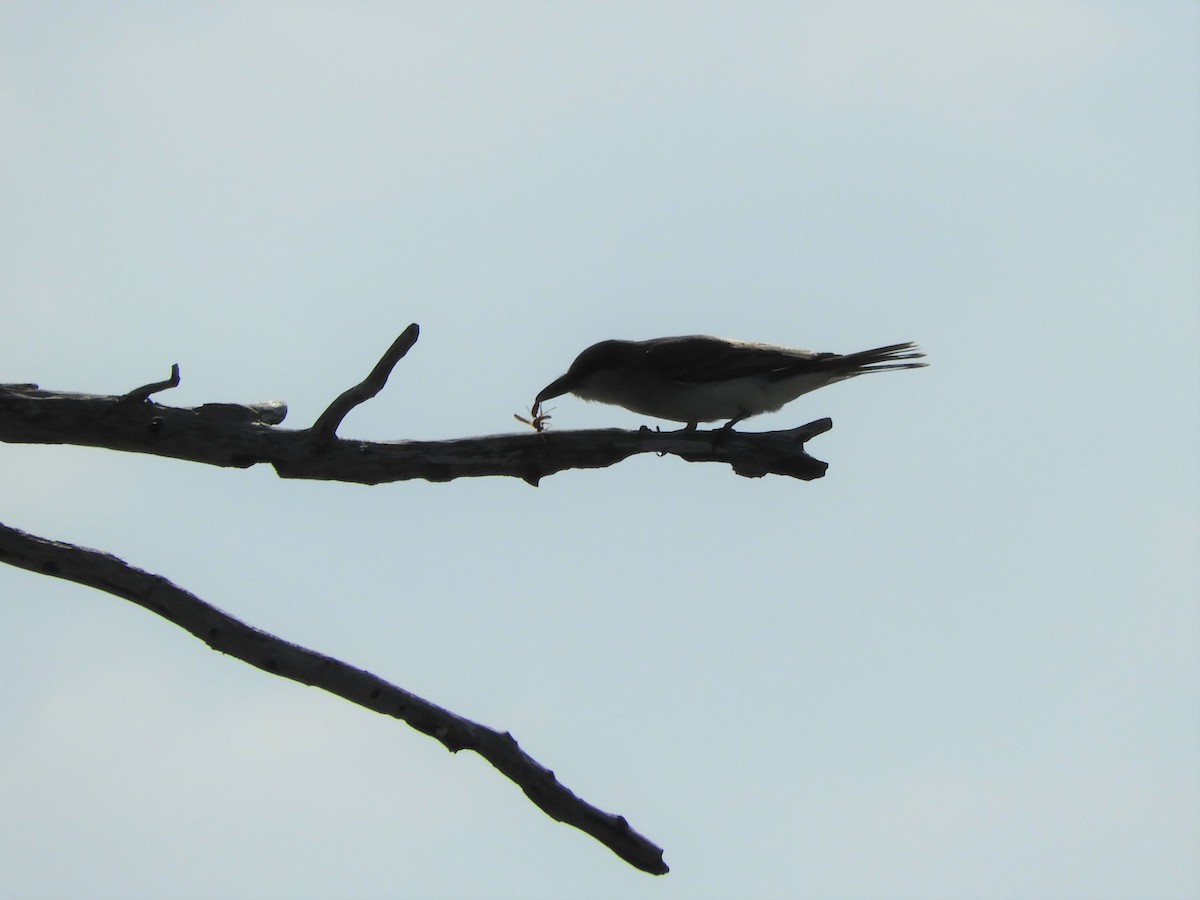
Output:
0,325,831,484
0,520,669,875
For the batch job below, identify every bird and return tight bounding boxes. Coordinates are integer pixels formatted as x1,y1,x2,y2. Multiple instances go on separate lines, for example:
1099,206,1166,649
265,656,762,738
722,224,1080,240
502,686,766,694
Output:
533,335,926,430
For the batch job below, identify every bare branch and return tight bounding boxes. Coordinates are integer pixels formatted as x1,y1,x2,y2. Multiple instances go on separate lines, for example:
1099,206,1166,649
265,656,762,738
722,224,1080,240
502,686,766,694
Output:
0,519,669,875
0,383,830,485
311,324,421,440
0,405,831,482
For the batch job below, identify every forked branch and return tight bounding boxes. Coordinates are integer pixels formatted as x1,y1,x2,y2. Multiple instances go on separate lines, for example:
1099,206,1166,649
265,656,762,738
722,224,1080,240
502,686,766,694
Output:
0,324,831,484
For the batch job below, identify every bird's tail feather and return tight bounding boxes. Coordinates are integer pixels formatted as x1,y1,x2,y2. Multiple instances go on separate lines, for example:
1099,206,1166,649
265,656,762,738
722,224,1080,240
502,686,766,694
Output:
835,342,927,373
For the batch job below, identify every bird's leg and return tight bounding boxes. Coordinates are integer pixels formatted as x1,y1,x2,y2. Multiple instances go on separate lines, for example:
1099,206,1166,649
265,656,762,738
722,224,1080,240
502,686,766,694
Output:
712,412,748,447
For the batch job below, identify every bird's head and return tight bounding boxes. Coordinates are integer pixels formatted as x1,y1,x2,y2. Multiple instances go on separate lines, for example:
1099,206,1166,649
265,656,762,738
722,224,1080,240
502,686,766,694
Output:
535,340,633,404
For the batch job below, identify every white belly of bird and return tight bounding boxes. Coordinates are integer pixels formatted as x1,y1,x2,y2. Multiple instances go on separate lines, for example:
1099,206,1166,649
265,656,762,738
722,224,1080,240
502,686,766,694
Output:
584,372,840,423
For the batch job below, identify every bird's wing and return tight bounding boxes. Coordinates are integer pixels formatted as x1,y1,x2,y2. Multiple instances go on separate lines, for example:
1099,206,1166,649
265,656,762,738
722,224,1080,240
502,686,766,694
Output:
641,337,829,384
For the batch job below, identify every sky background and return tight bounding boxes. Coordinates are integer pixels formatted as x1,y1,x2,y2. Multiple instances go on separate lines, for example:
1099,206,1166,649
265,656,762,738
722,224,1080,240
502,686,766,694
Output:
2,3,1198,898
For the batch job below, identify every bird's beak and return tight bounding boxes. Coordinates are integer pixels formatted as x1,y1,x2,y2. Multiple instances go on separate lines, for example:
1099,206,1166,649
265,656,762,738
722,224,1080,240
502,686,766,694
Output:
535,374,575,405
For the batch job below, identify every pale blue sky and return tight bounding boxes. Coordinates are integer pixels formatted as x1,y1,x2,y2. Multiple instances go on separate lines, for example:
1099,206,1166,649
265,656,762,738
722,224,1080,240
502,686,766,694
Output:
2,3,1197,898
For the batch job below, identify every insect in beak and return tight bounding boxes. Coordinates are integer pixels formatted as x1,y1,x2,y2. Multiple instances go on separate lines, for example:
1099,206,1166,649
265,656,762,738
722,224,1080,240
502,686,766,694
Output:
514,400,552,432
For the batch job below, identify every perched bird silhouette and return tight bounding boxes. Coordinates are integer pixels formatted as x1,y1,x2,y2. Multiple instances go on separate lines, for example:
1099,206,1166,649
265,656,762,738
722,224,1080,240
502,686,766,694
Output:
534,335,926,430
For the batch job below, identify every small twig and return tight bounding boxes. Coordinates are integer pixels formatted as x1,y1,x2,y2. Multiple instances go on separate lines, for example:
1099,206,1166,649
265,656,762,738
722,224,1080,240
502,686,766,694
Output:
0,519,669,875
120,364,181,403
311,324,420,441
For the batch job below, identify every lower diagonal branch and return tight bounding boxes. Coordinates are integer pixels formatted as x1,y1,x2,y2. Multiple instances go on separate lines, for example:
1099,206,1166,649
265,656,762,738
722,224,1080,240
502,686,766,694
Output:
0,520,668,875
